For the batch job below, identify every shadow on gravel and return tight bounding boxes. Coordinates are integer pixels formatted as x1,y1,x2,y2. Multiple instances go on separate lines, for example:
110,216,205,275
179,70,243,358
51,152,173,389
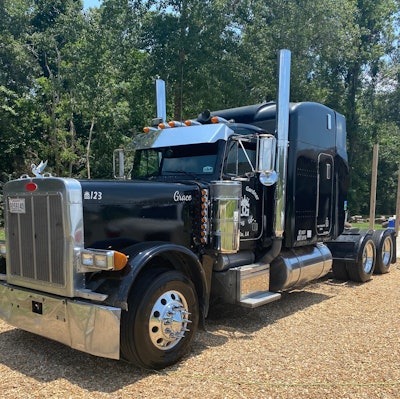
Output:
0,328,152,392
0,277,336,393
205,286,332,332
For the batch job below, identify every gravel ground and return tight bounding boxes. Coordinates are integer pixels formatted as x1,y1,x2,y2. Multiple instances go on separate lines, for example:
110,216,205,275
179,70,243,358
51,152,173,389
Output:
0,265,399,399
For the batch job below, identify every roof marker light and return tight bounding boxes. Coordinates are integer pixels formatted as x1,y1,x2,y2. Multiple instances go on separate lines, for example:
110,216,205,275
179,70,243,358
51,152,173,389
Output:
211,116,229,124
185,120,202,126
143,126,158,133
158,122,171,129
168,121,184,128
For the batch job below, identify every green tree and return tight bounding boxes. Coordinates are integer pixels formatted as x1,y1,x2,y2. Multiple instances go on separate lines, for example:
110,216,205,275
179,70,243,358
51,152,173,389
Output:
0,0,45,177
239,0,398,214
342,0,397,214
139,0,244,120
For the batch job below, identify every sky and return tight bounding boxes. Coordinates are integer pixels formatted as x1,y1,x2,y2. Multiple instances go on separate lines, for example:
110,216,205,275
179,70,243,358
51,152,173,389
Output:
83,0,102,9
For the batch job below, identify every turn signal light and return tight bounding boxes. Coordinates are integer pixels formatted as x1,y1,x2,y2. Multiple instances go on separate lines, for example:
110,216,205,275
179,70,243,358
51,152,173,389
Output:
113,251,128,271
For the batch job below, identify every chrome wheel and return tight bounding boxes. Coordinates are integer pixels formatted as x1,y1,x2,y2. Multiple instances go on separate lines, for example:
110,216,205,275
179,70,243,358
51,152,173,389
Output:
121,269,199,369
373,229,394,274
149,290,191,350
362,240,375,274
381,236,393,267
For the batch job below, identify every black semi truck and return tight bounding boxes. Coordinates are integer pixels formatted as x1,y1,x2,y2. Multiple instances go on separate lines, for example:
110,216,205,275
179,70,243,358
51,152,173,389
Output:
0,50,395,369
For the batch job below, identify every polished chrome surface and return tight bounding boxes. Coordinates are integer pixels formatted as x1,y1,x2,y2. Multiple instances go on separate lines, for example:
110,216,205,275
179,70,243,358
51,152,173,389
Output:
274,49,291,237
270,243,332,291
362,240,375,273
258,134,278,186
240,291,281,308
213,262,281,308
210,181,241,253
31,160,48,177
4,177,84,297
214,251,255,271
0,282,121,359
381,236,393,266
132,123,234,150
149,289,191,350
156,79,167,122
238,263,270,298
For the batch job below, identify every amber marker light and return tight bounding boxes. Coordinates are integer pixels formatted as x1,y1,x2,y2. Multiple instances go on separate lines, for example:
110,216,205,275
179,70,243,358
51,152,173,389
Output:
184,119,201,126
168,121,184,127
211,116,229,124
113,251,128,271
143,126,158,133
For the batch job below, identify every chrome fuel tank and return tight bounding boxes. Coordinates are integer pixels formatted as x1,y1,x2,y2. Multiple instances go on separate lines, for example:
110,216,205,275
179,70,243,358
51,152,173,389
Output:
269,243,332,291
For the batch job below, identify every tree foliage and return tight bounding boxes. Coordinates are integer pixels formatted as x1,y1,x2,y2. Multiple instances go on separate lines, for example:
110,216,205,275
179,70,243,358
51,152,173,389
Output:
0,0,399,214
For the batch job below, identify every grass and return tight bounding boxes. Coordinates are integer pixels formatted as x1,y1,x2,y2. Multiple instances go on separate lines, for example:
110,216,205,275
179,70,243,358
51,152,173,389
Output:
351,222,386,230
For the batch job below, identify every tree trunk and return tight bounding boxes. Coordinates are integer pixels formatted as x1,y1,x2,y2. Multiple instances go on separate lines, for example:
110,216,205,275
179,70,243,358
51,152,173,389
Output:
86,117,95,179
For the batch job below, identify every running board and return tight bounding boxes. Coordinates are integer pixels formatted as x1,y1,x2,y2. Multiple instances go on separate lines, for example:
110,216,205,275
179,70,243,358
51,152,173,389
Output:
239,291,281,308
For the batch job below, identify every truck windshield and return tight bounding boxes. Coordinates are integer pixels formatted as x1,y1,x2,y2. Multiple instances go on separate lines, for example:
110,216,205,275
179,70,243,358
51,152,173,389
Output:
132,142,219,179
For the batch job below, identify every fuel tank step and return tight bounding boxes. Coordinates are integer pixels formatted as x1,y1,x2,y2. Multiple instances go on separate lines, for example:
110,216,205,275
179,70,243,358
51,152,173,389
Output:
239,291,281,308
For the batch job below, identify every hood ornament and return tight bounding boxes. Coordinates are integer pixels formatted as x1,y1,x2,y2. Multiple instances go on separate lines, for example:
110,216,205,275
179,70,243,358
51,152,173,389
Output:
31,160,48,177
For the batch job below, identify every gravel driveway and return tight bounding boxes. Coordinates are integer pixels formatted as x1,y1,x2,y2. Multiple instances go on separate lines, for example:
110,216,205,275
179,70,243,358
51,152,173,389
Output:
1,266,399,399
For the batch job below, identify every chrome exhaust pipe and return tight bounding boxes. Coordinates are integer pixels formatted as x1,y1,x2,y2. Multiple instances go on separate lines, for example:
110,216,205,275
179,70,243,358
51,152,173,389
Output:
274,49,291,238
156,79,167,122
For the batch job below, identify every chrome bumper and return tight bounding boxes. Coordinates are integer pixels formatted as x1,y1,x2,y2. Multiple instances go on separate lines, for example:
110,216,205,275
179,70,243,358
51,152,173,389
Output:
0,282,121,360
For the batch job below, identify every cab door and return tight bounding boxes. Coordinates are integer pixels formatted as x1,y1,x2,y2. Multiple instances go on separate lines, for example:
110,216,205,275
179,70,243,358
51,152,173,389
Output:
223,137,263,243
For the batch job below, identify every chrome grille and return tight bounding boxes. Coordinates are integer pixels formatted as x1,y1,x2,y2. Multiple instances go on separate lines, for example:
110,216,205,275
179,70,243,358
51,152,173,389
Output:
7,194,66,286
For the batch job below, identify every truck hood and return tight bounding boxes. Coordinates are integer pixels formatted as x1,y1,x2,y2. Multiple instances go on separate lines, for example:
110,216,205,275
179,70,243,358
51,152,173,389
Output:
79,179,203,250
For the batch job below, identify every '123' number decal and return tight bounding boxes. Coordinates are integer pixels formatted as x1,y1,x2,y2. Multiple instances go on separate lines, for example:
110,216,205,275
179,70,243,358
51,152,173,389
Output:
84,191,102,200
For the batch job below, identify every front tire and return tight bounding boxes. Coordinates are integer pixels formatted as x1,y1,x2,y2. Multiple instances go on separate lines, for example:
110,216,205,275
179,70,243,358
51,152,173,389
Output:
121,269,199,369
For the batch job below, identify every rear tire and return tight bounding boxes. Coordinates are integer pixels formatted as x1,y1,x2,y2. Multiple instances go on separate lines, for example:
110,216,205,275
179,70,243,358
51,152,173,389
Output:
332,260,349,281
347,238,376,282
372,230,393,274
121,269,199,369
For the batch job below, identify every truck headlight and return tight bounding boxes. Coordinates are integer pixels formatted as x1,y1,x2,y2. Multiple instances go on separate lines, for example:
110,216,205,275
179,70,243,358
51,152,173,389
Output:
79,249,128,271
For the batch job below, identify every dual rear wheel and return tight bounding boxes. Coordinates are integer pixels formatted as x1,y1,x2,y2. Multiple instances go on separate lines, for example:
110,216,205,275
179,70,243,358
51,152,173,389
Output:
332,229,394,282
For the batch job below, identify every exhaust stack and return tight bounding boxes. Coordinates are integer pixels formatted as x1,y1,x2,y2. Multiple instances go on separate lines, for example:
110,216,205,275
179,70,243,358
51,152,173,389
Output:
274,49,291,238
156,79,167,122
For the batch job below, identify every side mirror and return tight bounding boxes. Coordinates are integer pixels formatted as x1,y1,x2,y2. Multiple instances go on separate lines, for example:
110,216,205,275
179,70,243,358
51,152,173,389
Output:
258,135,278,186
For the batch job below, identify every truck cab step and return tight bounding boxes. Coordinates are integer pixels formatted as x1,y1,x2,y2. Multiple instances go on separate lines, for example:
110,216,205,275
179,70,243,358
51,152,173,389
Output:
239,291,281,308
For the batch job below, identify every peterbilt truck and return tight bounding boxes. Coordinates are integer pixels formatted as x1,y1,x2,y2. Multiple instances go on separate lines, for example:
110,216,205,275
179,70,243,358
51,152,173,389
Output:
0,50,396,369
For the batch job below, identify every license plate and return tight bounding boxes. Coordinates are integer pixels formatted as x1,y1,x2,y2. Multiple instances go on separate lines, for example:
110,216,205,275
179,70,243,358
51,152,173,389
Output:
9,198,26,214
